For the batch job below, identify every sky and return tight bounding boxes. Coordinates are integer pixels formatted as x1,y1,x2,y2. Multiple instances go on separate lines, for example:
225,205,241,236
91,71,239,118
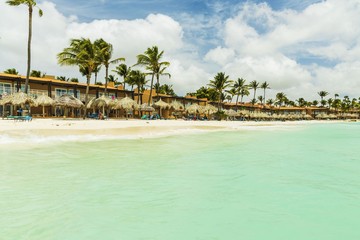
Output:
1,0,360,101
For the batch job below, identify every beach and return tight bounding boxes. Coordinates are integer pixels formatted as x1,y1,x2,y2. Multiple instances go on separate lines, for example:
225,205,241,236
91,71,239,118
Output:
0,118,331,147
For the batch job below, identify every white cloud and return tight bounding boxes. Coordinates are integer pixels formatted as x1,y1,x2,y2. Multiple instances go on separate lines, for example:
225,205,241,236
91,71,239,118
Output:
1,0,360,100
205,0,360,100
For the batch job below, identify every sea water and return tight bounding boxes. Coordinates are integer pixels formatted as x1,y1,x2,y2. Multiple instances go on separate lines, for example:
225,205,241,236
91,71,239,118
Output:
1,122,360,240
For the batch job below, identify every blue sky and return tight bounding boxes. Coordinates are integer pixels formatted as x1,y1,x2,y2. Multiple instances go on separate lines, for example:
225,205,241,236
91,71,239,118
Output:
1,0,360,99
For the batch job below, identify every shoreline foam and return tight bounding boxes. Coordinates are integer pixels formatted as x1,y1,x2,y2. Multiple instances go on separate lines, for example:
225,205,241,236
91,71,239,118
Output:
0,119,348,147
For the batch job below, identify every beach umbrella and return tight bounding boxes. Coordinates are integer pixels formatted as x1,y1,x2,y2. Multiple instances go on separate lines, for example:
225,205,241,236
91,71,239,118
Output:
154,98,169,109
55,94,84,108
10,91,35,106
93,95,112,116
0,93,12,105
226,109,238,117
139,103,155,112
154,98,170,118
86,97,96,109
185,103,201,114
118,96,138,110
170,100,184,111
117,96,139,119
204,104,217,115
35,93,55,117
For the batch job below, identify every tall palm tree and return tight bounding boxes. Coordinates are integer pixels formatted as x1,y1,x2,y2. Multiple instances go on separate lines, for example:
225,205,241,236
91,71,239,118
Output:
233,78,246,109
113,63,131,90
249,80,259,105
226,88,237,103
94,38,124,94
4,68,19,75
276,92,286,107
208,72,233,111
260,81,270,105
127,70,148,104
136,46,170,105
240,88,250,103
58,38,100,118
266,99,274,106
7,0,43,94
93,64,101,84
318,91,329,102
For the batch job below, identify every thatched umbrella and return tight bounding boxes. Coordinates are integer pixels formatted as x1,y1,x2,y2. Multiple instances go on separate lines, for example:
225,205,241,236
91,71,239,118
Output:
55,94,84,117
117,96,139,119
140,103,155,112
154,98,169,118
0,93,12,116
86,97,96,109
185,103,201,114
170,100,184,111
35,93,55,117
10,91,36,116
11,91,35,106
226,109,238,117
93,95,111,117
204,104,217,115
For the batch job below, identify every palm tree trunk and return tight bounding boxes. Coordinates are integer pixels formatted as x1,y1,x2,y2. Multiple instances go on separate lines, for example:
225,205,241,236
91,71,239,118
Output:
94,72,98,84
156,74,159,96
104,65,109,94
123,78,126,90
24,6,33,94
263,89,266,105
148,73,155,105
235,94,240,111
83,74,91,119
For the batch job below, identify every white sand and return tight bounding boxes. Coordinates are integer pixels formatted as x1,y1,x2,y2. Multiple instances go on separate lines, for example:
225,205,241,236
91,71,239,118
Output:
0,118,336,137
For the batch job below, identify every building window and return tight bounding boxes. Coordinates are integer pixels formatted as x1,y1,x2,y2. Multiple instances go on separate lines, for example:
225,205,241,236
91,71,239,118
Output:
55,88,67,97
13,84,29,93
68,89,81,99
0,82,12,96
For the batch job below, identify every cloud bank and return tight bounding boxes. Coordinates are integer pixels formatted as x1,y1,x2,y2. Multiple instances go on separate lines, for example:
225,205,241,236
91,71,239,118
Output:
1,0,360,101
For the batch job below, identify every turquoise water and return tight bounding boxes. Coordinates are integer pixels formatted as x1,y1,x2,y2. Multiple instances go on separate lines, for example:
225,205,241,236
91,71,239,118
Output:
1,123,360,240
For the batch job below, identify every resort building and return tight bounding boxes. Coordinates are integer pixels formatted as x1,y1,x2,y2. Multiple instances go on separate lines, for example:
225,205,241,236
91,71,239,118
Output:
0,73,132,117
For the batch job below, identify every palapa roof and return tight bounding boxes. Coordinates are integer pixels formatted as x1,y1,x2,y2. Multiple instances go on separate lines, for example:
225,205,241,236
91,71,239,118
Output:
35,93,55,106
55,94,84,108
170,100,184,111
117,96,138,110
10,91,35,106
154,98,170,109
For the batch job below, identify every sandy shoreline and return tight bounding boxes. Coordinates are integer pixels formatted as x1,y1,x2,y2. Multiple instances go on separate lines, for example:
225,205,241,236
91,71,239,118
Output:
0,118,345,136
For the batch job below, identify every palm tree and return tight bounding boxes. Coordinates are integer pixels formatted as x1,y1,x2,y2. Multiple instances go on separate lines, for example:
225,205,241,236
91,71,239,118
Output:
208,72,233,111
327,98,333,109
56,76,69,81
4,68,19,75
30,70,45,77
258,95,264,104
275,92,286,107
334,93,339,100
226,88,237,103
249,80,259,104
260,81,270,105
58,38,100,118
7,0,43,94
113,63,131,90
266,99,274,106
240,88,250,103
93,64,101,84
136,46,170,105
318,91,329,102
94,38,124,94
127,70,148,104
233,78,246,109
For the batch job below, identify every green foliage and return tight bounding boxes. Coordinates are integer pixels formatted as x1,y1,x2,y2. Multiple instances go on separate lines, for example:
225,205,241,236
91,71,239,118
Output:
4,68,19,75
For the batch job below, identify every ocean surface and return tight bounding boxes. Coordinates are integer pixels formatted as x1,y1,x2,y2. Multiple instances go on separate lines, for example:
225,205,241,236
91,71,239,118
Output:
1,122,360,240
